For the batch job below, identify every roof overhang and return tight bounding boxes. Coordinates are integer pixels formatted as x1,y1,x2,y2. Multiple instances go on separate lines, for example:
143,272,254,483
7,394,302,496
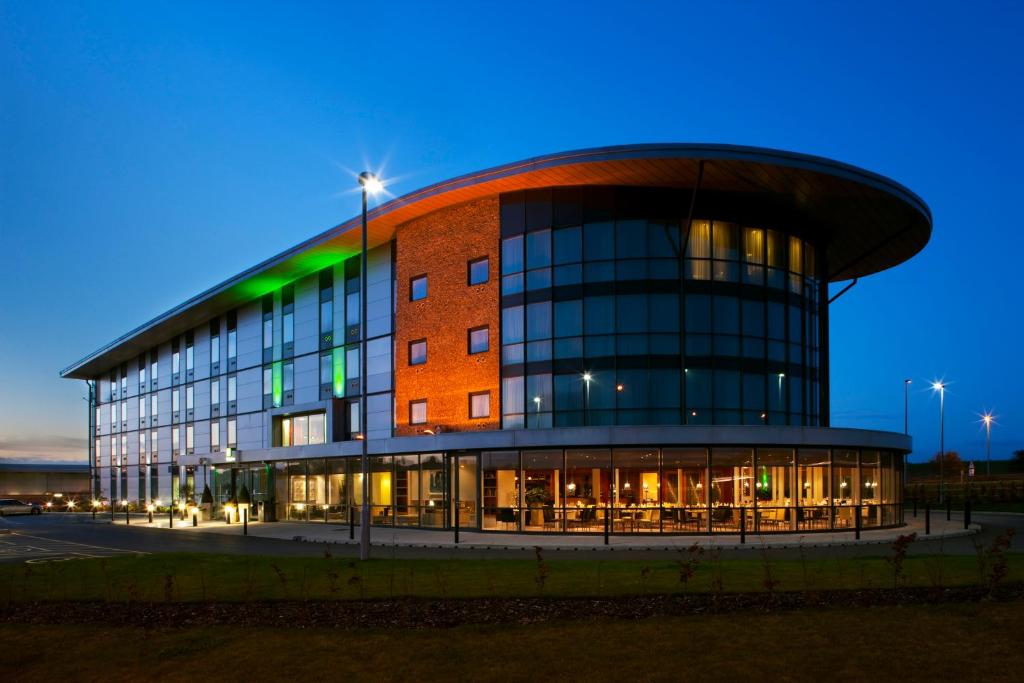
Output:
61,143,931,380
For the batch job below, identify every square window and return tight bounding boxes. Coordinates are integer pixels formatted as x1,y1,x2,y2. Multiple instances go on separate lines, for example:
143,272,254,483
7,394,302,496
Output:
409,339,427,365
469,391,490,419
409,399,427,425
410,274,428,301
468,326,489,354
468,257,489,285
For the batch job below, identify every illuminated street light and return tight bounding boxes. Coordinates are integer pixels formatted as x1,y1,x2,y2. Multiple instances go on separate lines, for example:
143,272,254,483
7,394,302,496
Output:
582,372,592,425
932,381,946,503
981,411,995,476
904,379,912,435
357,171,385,562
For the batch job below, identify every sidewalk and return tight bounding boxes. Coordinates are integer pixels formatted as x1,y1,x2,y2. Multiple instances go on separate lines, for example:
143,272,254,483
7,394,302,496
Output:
107,512,978,552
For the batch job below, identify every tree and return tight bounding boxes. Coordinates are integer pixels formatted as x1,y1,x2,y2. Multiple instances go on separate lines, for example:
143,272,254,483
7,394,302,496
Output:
932,451,964,475
1013,450,1024,473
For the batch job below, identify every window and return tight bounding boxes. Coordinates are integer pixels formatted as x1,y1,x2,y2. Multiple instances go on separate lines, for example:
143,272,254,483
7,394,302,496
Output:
185,385,194,411
210,378,219,406
210,420,220,451
151,394,158,422
409,399,427,425
410,274,428,301
139,397,146,420
185,341,194,372
210,334,220,365
469,326,489,354
172,428,180,456
138,361,146,387
172,389,180,413
172,345,180,374
227,327,237,359
276,412,327,447
468,257,489,285
228,376,236,402
409,339,427,365
150,430,158,459
469,391,490,419
227,419,236,447
186,424,194,453
150,355,158,383
120,400,126,423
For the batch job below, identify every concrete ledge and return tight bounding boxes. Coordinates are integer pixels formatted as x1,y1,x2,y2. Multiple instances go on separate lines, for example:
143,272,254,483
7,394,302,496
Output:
106,514,976,552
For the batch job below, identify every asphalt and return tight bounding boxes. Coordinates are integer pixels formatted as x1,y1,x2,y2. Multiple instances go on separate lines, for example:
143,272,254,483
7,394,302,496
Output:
0,510,1018,563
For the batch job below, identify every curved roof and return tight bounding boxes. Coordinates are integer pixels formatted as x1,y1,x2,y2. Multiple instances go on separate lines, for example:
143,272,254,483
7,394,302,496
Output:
61,143,931,379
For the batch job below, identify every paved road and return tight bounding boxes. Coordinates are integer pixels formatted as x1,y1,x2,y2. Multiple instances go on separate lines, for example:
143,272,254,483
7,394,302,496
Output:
0,511,1019,563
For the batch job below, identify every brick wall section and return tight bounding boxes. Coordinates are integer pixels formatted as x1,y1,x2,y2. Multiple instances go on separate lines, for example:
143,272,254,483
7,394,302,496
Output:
394,196,500,436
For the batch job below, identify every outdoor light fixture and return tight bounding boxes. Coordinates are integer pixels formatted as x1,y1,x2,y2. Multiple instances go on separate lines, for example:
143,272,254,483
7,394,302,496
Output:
981,411,995,476
423,428,435,435
121,499,128,507
616,384,624,392
358,171,384,195
932,379,948,502
146,503,155,512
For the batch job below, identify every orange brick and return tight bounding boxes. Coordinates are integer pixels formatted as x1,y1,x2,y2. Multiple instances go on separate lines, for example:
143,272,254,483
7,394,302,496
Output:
394,196,500,436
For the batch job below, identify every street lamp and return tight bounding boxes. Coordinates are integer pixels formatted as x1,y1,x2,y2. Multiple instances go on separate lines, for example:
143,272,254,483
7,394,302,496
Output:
981,412,995,476
932,381,946,503
358,171,384,562
582,372,592,425
904,379,912,435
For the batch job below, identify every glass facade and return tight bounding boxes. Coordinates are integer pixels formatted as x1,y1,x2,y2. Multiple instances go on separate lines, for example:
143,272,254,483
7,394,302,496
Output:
499,187,824,428
214,446,901,534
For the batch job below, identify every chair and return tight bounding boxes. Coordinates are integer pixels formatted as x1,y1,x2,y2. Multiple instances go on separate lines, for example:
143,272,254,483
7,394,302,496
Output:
711,506,734,531
570,506,597,531
497,507,516,530
660,508,678,531
542,506,558,531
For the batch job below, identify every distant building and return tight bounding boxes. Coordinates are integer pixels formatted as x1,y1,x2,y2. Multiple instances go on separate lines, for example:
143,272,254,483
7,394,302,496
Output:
0,462,90,504
61,144,930,534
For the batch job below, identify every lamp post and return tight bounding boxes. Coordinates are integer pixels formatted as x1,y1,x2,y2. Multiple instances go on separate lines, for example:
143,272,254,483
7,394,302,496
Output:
582,372,592,426
904,379,912,434
982,412,994,477
358,171,383,562
932,381,946,504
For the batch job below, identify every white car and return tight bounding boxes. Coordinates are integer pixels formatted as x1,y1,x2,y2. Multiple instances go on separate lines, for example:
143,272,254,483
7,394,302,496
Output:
0,499,43,515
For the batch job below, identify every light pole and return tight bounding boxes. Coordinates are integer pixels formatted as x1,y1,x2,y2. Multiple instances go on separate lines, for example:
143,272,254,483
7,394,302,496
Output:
582,372,592,426
932,381,946,503
982,412,994,476
904,379,912,434
358,171,383,562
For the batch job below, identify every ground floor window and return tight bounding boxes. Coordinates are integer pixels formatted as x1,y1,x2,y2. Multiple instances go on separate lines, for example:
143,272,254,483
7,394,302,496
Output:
211,446,901,534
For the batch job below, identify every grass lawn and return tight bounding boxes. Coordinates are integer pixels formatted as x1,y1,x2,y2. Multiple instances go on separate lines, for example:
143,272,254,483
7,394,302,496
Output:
2,550,1022,601
3,602,1023,681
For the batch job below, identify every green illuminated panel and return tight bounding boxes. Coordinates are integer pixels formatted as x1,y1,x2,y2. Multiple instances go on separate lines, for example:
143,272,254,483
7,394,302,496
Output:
272,361,283,407
332,347,345,398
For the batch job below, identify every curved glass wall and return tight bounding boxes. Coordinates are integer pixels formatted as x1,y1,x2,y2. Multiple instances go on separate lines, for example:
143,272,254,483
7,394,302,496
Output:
499,187,823,428
238,447,901,534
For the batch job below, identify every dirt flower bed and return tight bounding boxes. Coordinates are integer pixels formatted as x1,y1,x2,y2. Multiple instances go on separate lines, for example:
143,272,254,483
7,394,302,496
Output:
3,582,1023,630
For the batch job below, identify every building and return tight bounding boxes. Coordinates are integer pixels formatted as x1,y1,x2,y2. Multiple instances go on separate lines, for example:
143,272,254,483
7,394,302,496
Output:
60,144,930,534
0,462,91,505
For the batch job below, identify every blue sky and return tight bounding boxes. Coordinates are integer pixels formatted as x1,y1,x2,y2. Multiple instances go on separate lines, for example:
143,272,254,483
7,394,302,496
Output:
1,1,1022,463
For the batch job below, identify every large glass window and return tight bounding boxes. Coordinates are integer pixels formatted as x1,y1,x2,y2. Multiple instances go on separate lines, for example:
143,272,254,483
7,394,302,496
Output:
499,188,823,428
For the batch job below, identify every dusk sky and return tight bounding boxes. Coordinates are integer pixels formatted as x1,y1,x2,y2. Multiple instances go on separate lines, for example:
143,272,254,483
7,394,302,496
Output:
2,1,1021,463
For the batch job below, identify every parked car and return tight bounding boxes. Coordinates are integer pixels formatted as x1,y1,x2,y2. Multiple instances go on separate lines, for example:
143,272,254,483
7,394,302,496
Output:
0,499,42,515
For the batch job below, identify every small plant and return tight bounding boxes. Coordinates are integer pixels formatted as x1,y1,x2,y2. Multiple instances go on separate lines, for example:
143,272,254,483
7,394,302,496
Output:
759,541,780,595
985,527,1015,592
885,532,917,588
269,562,289,597
163,573,175,602
639,565,651,594
533,546,549,595
675,543,704,594
347,560,364,599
